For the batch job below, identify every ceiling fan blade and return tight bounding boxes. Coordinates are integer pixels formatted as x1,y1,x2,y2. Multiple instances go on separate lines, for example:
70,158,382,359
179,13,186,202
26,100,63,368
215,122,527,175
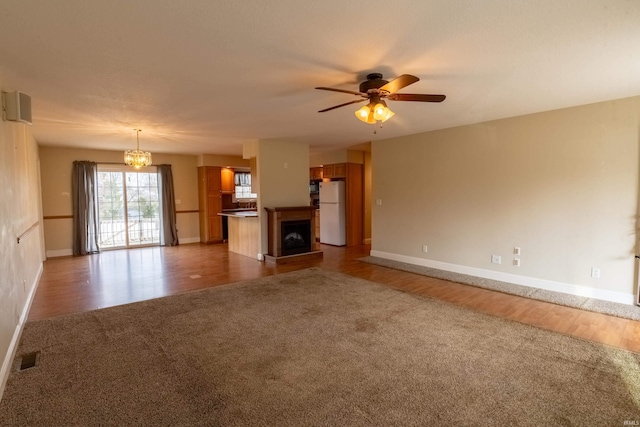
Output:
315,87,365,96
318,99,367,113
387,93,446,102
379,74,419,94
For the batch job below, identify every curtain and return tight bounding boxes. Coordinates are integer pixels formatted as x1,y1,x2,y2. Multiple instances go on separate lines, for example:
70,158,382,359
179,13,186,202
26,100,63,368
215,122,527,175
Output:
157,164,179,246
72,161,100,255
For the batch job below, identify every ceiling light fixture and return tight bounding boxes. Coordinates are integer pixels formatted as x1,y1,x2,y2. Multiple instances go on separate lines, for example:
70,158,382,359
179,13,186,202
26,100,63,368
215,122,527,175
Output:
124,129,152,169
354,97,394,125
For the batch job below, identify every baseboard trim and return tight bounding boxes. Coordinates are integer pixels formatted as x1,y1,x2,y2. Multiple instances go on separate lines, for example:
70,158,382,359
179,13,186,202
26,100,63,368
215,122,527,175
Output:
46,248,72,258
370,250,636,306
0,262,43,401
178,237,200,245
46,238,202,257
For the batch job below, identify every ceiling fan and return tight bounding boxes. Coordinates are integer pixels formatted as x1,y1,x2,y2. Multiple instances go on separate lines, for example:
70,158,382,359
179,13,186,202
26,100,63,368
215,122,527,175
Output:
315,73,445,124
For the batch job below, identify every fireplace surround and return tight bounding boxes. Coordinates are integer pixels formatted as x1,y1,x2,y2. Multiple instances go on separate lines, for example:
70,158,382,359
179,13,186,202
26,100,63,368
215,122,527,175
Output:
264,206,322,264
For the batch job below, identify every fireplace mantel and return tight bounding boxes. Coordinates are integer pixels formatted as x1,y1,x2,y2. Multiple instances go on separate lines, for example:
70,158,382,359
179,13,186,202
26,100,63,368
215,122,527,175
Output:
264,206,322,264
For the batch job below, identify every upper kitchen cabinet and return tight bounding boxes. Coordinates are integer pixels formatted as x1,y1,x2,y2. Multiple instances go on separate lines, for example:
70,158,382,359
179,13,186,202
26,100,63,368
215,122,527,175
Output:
309,167,323,180
322,163,346,179
221,167,235,194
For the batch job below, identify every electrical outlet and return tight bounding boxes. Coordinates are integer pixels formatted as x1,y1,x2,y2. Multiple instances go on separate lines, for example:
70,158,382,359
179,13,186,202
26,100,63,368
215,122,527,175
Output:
422,245,428,253
513,258,521,267
591,268,601,279
514,246,521,256
491,255,502,264
375,199,383,206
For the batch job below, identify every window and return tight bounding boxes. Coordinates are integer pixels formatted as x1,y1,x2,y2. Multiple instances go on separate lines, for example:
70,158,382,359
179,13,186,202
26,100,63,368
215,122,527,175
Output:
97,165,160,248
234,171,257,200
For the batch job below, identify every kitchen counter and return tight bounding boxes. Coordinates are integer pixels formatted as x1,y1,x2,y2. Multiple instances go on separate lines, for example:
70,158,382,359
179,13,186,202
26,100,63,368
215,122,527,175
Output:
222,208,258,213
218,211,259,258
219,211,258,218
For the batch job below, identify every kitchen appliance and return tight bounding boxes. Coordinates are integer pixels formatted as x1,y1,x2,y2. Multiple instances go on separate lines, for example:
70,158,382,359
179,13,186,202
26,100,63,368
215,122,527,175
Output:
319,181,345,246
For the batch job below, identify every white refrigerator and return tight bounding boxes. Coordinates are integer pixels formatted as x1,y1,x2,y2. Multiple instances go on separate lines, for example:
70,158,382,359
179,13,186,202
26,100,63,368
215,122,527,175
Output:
319,181,346,246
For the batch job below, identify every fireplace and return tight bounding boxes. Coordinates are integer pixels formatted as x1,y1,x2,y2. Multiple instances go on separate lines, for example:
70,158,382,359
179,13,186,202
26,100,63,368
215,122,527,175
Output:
281,220,312,256
264,206,323,264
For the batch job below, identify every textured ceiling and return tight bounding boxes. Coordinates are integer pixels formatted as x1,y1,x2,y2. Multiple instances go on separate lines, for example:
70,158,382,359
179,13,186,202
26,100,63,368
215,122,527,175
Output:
0,1,639,156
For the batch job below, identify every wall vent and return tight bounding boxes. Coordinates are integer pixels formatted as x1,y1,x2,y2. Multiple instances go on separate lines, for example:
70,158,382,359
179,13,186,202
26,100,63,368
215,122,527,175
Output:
19,351,39,370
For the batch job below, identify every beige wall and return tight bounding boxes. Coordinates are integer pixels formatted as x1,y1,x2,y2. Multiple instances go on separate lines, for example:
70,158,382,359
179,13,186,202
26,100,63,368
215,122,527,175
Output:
372,96,640,304
39,147,200,256
257,139,310,256
310,149,364,167
198,154,250,168
0,86,45,398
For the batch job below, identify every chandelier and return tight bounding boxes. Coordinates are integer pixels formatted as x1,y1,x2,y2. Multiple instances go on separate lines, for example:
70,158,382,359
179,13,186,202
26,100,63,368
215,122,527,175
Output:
124,129,152,169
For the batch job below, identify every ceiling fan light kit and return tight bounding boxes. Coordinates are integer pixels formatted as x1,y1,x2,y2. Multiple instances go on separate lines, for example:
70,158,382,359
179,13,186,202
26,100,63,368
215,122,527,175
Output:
355,101,394,124
316,73,445,125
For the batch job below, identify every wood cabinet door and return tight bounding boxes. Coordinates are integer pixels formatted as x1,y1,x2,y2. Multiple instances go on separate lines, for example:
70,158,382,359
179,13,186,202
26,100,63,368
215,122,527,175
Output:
323,163,345,178
323,164,334,178
332,163,346,178
221,168,235,193
198,166,224,243
207,195,222,241
310,167,323,180
206,167,222,194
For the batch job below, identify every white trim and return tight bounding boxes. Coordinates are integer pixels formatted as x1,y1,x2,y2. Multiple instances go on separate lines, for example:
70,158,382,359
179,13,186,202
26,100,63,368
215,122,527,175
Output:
370,250,636,306
178,237,200,245
46,248,72,258
0,262,43,401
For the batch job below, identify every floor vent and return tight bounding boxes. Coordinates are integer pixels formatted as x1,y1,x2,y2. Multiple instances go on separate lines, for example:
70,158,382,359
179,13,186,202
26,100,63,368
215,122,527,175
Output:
19,352,39,371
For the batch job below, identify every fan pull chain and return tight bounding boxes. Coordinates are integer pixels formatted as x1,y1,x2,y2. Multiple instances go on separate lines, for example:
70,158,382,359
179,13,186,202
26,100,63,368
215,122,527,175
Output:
373,121,384,135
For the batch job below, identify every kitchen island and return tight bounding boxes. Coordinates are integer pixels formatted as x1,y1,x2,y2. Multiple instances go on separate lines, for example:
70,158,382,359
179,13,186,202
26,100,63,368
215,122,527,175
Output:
218,211,259,259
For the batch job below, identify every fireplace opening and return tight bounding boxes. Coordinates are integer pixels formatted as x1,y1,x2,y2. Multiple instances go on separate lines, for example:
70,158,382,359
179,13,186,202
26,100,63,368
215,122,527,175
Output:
281,220,312,256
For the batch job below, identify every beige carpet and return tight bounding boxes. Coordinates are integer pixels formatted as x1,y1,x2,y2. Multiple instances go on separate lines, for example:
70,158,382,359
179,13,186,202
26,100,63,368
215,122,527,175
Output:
1,268,639,426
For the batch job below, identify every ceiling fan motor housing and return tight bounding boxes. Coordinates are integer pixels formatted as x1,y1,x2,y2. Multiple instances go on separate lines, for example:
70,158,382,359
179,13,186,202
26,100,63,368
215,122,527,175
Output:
359,73,389,93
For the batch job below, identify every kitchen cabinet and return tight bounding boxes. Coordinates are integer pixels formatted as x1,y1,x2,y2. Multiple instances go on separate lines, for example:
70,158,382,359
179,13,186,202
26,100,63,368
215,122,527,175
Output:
322,163,346,178
221,167,235,194
310,167,323,180
198,166,223,243
344,163,363,246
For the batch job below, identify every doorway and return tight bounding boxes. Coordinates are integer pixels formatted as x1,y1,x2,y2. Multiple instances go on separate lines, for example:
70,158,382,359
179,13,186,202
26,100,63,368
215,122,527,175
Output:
97,165,160,249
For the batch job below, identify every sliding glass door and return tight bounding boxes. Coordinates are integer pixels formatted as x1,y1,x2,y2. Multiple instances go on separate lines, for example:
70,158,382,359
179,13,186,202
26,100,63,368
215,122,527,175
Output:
97,165,160,249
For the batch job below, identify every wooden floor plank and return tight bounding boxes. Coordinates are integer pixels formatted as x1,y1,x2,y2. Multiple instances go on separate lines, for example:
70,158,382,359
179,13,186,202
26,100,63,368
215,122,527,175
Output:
29,243,640,353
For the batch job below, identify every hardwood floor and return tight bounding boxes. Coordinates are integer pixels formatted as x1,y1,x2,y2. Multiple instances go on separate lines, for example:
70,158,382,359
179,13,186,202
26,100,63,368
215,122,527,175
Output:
30,243,640,353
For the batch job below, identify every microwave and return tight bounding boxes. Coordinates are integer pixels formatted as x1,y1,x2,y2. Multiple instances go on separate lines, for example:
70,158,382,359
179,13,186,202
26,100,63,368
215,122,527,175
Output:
309,181,320,194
